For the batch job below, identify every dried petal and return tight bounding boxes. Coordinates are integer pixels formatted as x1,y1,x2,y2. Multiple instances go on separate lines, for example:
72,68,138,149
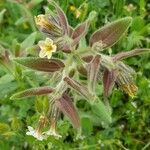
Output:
10,87,55,100
90,17,132,48
56,93,80,128
13,57,65,72
115,63,138,98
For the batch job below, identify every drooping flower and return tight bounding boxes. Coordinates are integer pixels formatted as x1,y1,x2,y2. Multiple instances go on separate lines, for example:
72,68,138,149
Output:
38,38,57,59
26,126,45,141
102,60,138,98
115,62,138,98
45,118,62,139
26,115,47,141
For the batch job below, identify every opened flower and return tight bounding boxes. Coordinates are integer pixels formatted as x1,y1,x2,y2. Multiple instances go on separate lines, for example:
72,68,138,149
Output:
38,38,57,59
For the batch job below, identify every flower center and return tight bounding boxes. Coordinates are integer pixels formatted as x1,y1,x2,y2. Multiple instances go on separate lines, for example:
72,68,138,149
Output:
45,44,53,52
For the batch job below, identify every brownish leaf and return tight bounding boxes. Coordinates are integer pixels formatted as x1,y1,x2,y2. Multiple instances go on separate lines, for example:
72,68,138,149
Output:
112,48,150,61
50,0,69,34
71,21,88,47
56,93,80,128
90,17,132,48
64,77,92,100
13,57,65,72
88,55,101,93
10,86,55,99
103,69,118,97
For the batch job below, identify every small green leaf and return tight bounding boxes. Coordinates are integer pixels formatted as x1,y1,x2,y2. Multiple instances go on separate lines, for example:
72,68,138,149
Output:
35,98,44,113
21,32,37,49
0,9,6,24
13,57,65,72
81,117,93,136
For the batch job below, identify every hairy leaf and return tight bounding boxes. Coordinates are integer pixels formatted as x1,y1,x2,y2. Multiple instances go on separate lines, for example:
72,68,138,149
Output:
50,0,69,34
10,86,55,99
13,57,65,72
90,17,132,48
64,77,92,100
103,69,118,97
91,100,112,126
56,93,80,128
88,55,101,93
71,21,88,47
113,48,150,61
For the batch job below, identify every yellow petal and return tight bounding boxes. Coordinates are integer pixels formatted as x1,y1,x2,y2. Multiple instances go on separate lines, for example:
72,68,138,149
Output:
52,45,57,52
39,50,47,58
46,52,52,59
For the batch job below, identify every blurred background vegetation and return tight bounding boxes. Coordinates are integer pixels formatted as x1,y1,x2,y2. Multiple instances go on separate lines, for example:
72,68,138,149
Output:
0,0,150,149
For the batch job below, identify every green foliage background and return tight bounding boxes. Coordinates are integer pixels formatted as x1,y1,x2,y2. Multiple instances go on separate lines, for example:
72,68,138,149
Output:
0,0,150,149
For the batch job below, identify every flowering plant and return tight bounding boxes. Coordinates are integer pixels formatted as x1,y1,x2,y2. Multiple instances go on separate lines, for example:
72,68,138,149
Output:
10,0,150,140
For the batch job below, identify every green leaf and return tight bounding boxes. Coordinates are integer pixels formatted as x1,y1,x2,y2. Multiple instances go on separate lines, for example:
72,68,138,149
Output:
90,17,132,48
0,123,10,134
13,57,65,72
0,9,6,24
91,100,112,127
81,117,93,136
21,32,37,49
35,98,44,113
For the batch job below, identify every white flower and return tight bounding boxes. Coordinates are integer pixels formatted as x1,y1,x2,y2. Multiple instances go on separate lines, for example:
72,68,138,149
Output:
38,38,57,59
26,126,45,141
45,129,62,139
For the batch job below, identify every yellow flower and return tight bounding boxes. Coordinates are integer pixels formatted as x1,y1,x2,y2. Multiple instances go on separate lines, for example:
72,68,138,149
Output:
38,38,57,59
70,5,76,11
69,5,81,19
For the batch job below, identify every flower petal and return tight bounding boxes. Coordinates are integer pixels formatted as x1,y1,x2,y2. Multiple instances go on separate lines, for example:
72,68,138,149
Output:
39,50,47,58
52,45,57,52
46,38,53,44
